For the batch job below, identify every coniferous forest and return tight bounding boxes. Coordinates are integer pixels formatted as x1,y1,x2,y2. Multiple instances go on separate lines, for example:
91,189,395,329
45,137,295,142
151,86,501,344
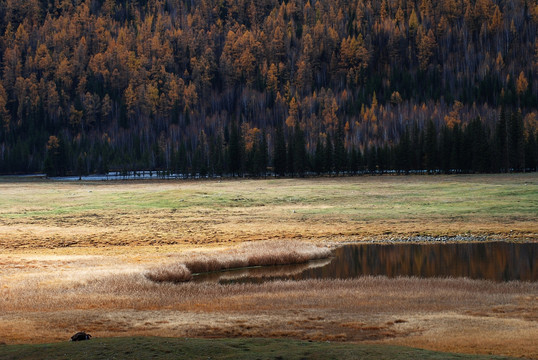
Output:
0,0,537,176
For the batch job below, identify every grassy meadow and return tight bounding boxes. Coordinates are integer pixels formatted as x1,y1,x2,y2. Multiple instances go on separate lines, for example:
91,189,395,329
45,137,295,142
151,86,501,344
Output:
0,173,536,251
0,173,537,358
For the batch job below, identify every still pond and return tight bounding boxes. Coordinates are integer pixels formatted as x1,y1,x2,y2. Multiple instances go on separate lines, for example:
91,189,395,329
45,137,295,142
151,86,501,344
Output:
193,242,537,283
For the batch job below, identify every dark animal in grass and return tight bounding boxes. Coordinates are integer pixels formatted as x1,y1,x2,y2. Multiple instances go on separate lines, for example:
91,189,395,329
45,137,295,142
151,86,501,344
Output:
70,332,92,341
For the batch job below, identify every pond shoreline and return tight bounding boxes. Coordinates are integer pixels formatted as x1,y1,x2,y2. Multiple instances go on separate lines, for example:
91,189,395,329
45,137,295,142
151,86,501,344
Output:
325,234,538,248
195,240,537,283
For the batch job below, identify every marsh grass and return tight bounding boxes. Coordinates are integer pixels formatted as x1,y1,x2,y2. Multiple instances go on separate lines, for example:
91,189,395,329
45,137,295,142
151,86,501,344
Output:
209,257,333,282
145,263,192,283
1,270,536,357
145,241,331,282
0,245,536,357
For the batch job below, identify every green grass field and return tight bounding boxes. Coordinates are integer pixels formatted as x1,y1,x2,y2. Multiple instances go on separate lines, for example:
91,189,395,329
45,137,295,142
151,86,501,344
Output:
0,337,516,360
1,174,536,219
0,173,536,250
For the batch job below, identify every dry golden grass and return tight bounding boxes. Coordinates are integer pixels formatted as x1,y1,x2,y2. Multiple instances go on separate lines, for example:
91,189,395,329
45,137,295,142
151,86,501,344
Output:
145,262,192,283
0,174,536,252
0,175,537,357
145,240,331,282
0,257,536,357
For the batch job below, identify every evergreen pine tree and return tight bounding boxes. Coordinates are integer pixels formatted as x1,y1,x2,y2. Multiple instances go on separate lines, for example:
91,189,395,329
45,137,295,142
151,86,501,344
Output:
210,132,225,176
461,122,474,172
508,110,525,171
76,153,86,180
397,126,411,174
325,134,333,174
525,130,537,171
194,131,208,177
472,117,491,173
314,137,324,175
334,122,347,174
450,123,464,173
178,142,187,177
411,122,423,171
259,129,268,177
424,119,437,173
349,146,359,174
293,122,307,176
273,123,287,176
366,145,377,173
439,125,452,174
248,140,259,176
377,145,387,174
228,121,242,176
494,107,509,172
44,135,69,177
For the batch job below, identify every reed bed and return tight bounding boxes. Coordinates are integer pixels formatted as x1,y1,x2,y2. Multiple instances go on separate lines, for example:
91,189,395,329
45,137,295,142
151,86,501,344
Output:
1,271,537,357
214,258,333,282
145,240,332,283
144,263,192,283
0,243,536,357
3,266,536,315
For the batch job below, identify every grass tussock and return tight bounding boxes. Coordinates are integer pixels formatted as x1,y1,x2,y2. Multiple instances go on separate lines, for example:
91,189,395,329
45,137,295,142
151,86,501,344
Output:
145,240,331,283
145,263,192,283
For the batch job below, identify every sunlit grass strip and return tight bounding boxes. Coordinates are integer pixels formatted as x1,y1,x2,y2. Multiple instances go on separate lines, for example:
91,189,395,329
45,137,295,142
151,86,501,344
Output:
145,241,332,283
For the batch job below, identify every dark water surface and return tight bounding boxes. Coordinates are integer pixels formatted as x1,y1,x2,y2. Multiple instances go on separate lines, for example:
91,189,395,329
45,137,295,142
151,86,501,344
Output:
193,242,537,283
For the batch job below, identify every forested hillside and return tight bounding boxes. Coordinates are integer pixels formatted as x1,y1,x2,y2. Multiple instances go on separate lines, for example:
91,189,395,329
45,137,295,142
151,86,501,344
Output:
0,0,537,176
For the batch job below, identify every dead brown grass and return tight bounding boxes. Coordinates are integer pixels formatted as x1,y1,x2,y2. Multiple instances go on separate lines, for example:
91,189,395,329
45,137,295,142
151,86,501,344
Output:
145,241,331,282
0,175,537,357
145,263,192,283
146,241,331,282
0,263,536,357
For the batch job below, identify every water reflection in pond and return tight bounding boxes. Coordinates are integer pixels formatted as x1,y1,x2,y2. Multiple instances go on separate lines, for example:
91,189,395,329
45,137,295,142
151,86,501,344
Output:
192,242,537,283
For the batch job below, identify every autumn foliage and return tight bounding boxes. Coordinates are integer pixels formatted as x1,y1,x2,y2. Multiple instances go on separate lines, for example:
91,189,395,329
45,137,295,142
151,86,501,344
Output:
0,0,536,175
